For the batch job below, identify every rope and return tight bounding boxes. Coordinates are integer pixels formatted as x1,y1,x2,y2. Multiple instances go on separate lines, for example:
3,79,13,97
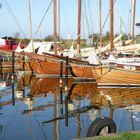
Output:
33,0,53,38
87,0,94,34
2,0,26,38
82,0,91,36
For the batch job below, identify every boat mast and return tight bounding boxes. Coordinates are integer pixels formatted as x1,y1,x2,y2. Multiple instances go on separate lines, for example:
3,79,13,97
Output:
132,0,136,42
77,0,81,55
28,0,34,52
99,0,103,48
58,0,60,42
128,1,132,39
110,0,114,49
120,16,122,34
54,0,57,54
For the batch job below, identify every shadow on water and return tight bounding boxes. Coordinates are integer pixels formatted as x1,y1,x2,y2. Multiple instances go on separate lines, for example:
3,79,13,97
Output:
1,73,140,139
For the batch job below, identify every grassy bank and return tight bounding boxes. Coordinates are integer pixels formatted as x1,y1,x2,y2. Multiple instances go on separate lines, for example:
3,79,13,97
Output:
79,132,140,140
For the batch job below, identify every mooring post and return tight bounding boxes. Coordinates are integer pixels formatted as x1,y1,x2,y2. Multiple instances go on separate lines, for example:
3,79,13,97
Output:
12,51,15,76
59,54,64,114
22,55,25,71
64,56,69,94
0,55,2,72
12,80,15,106
11,51,15,106
22,75,25,98
59,81,63,115
64,56,69,126
60,59,63,84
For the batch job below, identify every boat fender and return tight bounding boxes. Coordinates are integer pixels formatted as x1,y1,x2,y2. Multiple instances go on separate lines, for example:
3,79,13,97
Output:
87,117,116,137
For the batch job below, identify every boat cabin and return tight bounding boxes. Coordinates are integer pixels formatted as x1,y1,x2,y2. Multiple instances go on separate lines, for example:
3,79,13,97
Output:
35,41,63,54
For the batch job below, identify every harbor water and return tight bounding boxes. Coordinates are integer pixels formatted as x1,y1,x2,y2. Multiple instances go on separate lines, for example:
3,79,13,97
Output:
0,71,140,140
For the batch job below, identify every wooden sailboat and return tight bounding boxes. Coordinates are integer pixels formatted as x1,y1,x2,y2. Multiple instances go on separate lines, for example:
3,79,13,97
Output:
70,0,140,85
92,0,140,85
14,0,34,73
71,54,140,85
91,63,140,85
29,0,92,77
66,0,96,79
30,53,70,76
28,0,65,75
30,50,91,76
21,0,34,72
16,0,64,73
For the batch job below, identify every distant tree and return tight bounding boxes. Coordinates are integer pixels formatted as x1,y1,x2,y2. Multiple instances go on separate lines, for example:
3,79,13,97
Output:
93,33,100,42
23,38,30,45
88,33,100,46
122,33,129,40
104,31,110,42
2,36,13,40
44,35,53,41
0,4,2,9
88,33,99,40
2,36,8,40
114,33,119,38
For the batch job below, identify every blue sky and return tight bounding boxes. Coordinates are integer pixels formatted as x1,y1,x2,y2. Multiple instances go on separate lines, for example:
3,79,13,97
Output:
0,0,140,39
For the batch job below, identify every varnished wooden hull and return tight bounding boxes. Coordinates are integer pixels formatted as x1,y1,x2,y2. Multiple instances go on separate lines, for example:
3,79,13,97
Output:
93,64,140,85
30,54,71,76
18,61,33,72
70,62,140,85
70,63,94,78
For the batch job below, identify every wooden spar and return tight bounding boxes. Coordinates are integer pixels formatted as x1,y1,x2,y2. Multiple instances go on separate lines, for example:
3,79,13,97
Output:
132,0,136,42
128,1,132,39
28,0,32,40
58,0,60,42
120,17,122,34
99,0,103,48
28,0,34,52
110,0,114,49
54,0,57,55
77,0,81,54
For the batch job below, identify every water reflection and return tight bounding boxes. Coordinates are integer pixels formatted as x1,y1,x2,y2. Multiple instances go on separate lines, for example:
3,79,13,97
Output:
0,73,140,139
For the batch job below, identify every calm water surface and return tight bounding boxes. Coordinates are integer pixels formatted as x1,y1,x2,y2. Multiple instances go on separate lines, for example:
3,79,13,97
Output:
0,72,140,140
